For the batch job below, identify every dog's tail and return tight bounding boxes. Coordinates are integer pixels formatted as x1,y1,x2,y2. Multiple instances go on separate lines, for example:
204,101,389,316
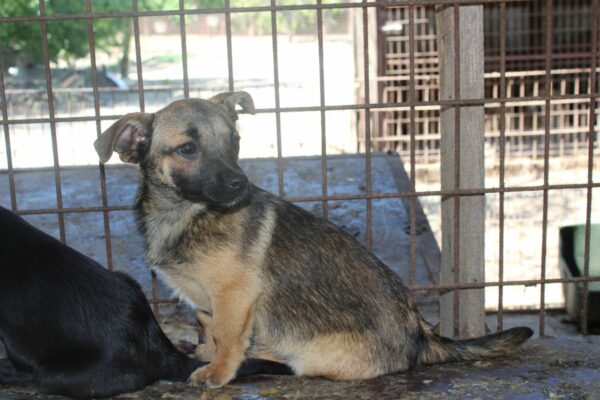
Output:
418,326,533,365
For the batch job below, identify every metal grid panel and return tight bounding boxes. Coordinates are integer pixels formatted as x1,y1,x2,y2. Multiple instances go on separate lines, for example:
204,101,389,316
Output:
376,1,599,161
0,0,598,337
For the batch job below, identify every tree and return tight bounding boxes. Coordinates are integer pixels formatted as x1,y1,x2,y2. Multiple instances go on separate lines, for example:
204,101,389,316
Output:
0,0,163,76
1,0,83,68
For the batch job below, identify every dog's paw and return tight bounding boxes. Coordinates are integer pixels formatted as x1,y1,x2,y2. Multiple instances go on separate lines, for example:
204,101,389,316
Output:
190,364,234,388
195,343,216,362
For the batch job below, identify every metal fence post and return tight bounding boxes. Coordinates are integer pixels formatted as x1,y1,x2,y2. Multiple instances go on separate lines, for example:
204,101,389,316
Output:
437,4,486,339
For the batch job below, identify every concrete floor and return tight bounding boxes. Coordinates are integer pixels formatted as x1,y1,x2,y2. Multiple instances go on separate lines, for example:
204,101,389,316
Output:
1,336,600,399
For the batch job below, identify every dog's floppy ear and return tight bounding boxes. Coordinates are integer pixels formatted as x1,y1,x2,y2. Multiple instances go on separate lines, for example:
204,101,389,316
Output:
209,91,255,121
94,112,154,164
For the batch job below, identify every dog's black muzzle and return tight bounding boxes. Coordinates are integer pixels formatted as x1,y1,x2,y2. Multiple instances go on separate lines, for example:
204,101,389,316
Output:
212,168,251,207
174,160,251,208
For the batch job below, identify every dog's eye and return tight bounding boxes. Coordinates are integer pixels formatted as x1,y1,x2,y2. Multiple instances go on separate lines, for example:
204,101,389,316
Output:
176,143,198,157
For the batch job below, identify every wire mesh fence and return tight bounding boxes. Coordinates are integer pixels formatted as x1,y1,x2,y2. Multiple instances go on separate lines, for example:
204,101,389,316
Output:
0,0,599,338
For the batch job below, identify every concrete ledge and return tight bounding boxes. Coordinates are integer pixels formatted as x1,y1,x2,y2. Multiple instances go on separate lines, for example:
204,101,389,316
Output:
2,336,599,399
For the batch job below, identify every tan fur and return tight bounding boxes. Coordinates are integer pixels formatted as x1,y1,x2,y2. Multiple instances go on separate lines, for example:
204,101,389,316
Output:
145,202,277,386
196,312,287,365
269,333,383,380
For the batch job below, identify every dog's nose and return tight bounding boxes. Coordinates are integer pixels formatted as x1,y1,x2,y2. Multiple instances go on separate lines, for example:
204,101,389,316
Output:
228,177,246,191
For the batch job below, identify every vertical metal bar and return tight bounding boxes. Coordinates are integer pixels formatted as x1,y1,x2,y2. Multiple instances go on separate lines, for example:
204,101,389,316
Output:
131,0,158,317
179,0,190,98
362,0,373,250
132,0,146,113
539,0,553,337
271,0,284,198
86,0,114,270
581,0,598,335
317,0,328,219
38,0,66,243
408,5,417,287
497,0,507,332
225,0,234,92
0,47,17,210
452,3,461,340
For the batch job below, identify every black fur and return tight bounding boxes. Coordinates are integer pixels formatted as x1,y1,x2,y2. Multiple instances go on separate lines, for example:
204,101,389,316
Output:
0,207,290,398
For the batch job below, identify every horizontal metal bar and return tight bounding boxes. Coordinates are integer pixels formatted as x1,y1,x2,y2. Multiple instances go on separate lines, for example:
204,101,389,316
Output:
142,275,600,300
147,274,600,302
3,93,599,126
8,181,600,217
14,205,134,215
0,0,533,23
410,275,600,292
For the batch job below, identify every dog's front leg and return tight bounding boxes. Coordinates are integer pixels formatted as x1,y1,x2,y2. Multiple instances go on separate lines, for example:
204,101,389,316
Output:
190,292,256,388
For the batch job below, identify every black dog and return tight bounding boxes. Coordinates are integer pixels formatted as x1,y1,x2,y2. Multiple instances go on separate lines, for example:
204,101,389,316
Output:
0,207,290,398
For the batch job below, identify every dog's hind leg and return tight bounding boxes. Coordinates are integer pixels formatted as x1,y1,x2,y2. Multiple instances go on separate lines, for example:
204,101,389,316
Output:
0,358,34,385
246,345,288,364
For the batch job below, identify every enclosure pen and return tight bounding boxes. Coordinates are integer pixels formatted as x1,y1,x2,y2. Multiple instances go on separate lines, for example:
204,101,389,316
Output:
0,0,598,342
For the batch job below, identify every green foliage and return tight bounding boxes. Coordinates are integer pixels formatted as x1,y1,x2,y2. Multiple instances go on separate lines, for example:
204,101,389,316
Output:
2,1,91,65
0,0,162,66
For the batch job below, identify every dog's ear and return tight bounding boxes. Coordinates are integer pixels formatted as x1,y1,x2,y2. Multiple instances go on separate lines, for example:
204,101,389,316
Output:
94,112,154,164
209,91,255,121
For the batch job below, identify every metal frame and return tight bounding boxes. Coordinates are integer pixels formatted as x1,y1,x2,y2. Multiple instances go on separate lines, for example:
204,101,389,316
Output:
0,0,598,335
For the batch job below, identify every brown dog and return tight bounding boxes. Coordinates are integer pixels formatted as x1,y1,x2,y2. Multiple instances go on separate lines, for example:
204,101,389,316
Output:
94,92,533,388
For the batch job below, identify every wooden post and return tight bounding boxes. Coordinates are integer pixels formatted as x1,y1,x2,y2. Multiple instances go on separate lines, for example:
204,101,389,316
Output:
436,5,486,339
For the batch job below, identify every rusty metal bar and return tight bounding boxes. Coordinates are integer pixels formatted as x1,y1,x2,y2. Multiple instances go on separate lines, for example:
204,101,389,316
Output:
132,0,145,113
0,0,536,24
38,0,66,243
225,0,234,92
317,0,329,219
179,0,190,98
271,0,285,198
0,0,597,336
0,46,17,211
452,3,461,340
3,91,600,127
408,5,417,287
410,275,600,292
581,0,599,335
497,0,507,332
539,0,553,337
142,275,600,298
10,180,600,218
86,0,114,270
362,0,373,250
132,0,158,318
